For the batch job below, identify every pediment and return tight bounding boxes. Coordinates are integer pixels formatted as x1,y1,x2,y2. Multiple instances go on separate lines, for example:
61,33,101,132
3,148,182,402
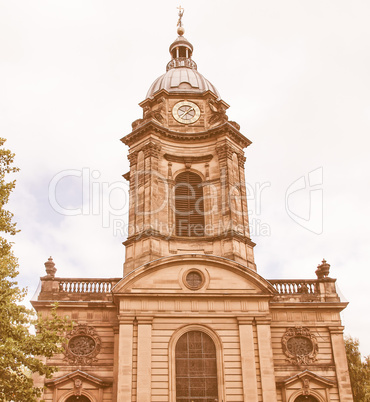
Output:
278,369,335,389
113,255,276,296
45,370,112,388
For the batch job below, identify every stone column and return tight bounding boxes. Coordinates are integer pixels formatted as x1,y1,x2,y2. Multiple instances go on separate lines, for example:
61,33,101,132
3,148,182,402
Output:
255,317,277,401
329,326,354,402
238,317,258,402
116,315,135,401
136,317,153,402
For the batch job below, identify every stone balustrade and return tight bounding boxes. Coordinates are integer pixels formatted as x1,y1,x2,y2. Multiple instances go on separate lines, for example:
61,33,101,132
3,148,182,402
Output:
59,278,120,293
38,276,338,303
269,279,318,295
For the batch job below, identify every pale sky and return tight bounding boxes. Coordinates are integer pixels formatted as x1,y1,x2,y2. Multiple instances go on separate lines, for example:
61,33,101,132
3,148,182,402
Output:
1,1,370,355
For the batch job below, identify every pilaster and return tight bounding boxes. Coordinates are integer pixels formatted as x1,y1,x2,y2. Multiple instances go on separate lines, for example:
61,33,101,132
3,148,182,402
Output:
215,141,233,234
237,152,250,237
238,317,258,402
127,150,138,238
116,316,135,401
256,317,277,401
112,326,119,401
142,140,161,231
329,326,354,402
136,317,153,402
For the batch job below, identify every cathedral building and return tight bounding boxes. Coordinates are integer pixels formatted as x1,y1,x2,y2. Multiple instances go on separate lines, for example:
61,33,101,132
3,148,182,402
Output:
32,14,353,402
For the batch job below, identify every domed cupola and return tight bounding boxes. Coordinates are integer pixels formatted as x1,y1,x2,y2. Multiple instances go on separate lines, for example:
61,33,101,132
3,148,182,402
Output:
168,31,194,64
145,15,220,100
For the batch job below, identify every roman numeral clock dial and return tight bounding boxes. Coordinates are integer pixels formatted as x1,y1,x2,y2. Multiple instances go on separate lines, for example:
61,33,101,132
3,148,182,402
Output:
172,100,201,124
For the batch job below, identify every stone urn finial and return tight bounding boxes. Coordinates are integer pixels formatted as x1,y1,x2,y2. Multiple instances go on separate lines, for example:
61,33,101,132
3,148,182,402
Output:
315,258,330,279
44,256,57,278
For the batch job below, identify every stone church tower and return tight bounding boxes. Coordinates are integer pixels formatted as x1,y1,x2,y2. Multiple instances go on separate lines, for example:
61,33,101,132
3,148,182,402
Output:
32,14,353,402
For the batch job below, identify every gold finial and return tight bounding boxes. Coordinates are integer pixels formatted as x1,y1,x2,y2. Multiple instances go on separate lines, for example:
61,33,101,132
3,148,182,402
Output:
177,5,185,36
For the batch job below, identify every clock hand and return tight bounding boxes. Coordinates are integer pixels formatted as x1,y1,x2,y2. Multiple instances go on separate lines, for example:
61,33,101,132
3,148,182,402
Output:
179,107,194,118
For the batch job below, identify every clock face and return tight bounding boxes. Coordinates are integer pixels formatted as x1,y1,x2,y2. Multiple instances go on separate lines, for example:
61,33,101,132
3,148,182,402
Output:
172,101,201,124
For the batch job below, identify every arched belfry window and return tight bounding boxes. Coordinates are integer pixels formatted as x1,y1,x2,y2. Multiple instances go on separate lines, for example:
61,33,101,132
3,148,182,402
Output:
174,172,204,237
175,331,218,401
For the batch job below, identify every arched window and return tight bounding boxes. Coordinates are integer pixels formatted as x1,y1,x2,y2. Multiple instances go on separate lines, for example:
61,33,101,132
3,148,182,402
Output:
175,172,204,237
175,331,218,401
294,396,319,402
65,396,91,402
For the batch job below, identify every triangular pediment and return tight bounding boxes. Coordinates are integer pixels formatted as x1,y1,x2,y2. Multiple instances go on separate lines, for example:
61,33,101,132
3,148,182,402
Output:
278,369,335,388
113,254,276,296
45,370,112,388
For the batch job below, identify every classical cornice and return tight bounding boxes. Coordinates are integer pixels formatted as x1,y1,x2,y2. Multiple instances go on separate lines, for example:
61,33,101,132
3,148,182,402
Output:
121,120,251,148
269,302,349,309
45,370,112,388
123,229,255,247
276,369,335,388
139,89,229,109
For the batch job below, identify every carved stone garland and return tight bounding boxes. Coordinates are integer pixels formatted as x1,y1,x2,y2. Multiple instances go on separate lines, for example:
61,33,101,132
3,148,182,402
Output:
282,327,318,365
64,324,102,365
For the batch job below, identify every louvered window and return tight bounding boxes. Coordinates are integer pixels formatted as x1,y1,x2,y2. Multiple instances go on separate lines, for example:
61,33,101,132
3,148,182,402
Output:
175,172,205,237
175,331,218,401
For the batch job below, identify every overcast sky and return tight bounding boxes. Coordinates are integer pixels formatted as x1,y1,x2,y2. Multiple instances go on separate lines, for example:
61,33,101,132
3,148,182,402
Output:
1,1,370,355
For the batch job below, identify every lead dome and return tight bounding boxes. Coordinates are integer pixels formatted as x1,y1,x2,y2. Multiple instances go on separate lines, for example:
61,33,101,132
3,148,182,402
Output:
145,31,220,100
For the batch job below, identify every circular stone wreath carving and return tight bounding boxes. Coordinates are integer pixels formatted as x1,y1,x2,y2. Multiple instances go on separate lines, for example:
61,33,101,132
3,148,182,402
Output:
69,335,96,356
64,324,101,365
183,269,205,290
282,327,318,365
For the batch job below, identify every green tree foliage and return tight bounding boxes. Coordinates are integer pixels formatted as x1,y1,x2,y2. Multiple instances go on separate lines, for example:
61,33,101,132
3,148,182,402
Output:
0,138,70,401
345,336,370,402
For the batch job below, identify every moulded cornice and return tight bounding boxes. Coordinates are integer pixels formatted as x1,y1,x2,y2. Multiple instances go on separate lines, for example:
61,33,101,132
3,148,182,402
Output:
45,370,112,388
121,120,251,149
123,230,256,247
114,294,272,300
276,369,335,388
32,300,116,307
139,88,170,108
138,89,229,109
269,301,349,310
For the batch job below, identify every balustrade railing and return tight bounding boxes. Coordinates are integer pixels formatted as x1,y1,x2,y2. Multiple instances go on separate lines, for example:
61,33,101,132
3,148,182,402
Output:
59,278,120,293
268,279,318,295
58,278,319,295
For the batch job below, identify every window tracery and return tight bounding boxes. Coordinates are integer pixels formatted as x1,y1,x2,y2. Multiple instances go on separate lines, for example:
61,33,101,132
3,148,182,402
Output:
175,331,218,401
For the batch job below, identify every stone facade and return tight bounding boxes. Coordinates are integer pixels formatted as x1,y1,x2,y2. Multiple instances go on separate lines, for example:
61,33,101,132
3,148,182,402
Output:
32,23,353,402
